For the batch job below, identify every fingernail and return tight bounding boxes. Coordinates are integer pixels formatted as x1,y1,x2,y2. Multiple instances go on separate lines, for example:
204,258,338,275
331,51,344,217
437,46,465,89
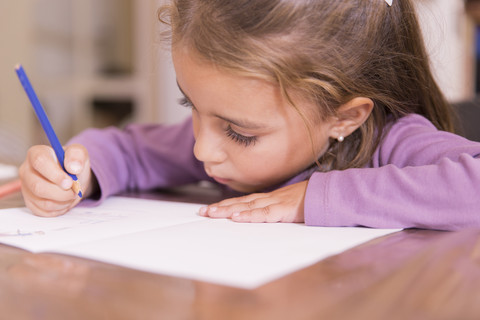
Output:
199,207,207,216
232,212,240,218
209,206,217,213
61,178,72,190
69,161,82,174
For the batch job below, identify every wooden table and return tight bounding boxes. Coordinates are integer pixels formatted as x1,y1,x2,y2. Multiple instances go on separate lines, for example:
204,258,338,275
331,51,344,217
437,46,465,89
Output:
0,188,479,320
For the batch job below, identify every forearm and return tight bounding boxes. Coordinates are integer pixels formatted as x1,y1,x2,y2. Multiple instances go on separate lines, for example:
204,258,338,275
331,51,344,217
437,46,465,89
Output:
305,155,480,230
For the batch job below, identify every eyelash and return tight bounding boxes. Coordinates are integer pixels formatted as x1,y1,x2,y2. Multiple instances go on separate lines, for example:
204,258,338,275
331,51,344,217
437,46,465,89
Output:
226,125,257,147
179,97,194,109
179,96,257,147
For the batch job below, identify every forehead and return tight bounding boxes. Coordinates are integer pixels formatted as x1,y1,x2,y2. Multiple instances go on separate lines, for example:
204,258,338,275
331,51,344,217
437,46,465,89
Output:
174,48,289,114
173,46,266,90
172,47,326,136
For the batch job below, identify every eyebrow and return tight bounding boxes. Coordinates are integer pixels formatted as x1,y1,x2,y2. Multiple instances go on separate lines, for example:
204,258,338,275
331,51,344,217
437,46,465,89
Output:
176,81,265,130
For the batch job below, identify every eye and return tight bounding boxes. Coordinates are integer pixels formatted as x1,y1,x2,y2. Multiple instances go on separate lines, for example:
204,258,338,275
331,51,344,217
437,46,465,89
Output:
178,96,194,109
225,125,257,147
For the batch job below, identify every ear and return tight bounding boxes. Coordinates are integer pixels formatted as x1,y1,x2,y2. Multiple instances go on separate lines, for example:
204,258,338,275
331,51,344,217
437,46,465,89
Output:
329,97,373,140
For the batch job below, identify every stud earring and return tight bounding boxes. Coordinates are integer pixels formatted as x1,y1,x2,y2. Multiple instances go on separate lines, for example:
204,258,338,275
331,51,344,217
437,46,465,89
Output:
337,135,344,142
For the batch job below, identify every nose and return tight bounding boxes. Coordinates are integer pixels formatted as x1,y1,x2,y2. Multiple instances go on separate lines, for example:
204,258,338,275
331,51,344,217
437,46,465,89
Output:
193,125,227,164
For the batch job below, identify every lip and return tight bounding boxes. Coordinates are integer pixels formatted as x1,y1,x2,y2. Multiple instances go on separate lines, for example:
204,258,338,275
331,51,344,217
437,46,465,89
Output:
204,166,232,185
212,176,231,185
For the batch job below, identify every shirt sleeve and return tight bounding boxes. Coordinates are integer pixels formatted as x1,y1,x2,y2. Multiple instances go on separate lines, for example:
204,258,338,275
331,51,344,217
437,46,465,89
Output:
68,117,211,205
304,114,480,230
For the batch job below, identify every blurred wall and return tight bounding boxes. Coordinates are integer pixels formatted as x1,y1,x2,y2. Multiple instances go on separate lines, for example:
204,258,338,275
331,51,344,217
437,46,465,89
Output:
0,0,475,165
0,1,34,164
416,0,475,102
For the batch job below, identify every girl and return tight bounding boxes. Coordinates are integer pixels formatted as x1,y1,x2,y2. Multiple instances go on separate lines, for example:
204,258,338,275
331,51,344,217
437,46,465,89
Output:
19,0,480,230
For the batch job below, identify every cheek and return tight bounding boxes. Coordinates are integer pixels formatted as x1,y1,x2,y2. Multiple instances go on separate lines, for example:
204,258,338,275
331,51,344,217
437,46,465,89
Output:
229,147,282,181
240,137,311,179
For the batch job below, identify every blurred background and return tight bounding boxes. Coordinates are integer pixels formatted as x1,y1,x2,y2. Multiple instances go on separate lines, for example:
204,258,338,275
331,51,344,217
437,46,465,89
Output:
0,0,479,166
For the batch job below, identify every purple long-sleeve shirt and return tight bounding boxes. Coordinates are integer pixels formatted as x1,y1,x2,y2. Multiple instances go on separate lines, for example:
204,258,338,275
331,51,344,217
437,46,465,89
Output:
69,114,480,231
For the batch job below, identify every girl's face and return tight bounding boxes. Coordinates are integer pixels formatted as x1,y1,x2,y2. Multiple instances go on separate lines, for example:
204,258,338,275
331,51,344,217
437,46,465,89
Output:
173,49,337,193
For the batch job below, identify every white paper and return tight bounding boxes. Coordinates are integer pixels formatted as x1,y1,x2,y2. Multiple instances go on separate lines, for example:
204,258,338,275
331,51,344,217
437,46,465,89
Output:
0,197,399,289
0,197,205,252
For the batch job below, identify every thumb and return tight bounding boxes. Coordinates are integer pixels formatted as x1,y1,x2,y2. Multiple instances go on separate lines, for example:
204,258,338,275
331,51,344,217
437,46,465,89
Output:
64,144,89,175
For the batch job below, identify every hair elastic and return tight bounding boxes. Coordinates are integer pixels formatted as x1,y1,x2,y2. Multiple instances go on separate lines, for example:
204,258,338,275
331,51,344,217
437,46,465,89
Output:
385,0,392,6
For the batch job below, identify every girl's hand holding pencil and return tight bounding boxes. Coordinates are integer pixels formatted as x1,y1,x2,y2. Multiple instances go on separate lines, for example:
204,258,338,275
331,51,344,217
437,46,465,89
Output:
15,64,94,217
19,144,93,217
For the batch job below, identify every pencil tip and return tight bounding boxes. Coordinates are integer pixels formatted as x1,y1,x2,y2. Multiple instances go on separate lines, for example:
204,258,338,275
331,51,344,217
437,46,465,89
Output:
72,180,83,198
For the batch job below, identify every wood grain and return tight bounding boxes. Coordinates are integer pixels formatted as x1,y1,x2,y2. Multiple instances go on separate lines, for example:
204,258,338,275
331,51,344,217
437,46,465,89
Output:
1,189,479,319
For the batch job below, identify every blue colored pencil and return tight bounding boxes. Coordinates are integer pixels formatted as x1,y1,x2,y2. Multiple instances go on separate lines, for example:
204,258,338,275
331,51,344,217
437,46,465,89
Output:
15,64,83,198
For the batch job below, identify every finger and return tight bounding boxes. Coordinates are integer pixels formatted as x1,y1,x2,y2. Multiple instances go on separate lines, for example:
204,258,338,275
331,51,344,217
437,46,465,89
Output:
22,170,77,201
200,196,275,218
231,204,284,223
23,196,73,217
198,205,231,218
64,144,92,199
64,144,89,175
21,180,77,211
210,193,269,208
26,145,74,191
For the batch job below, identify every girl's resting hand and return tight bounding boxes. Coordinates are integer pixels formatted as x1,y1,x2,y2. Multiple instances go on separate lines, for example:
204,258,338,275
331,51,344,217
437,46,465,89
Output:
19,144,92,217
199,180,308,223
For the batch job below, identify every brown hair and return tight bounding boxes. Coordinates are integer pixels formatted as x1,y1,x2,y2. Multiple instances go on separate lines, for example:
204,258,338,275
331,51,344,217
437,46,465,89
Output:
158,0,455,171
